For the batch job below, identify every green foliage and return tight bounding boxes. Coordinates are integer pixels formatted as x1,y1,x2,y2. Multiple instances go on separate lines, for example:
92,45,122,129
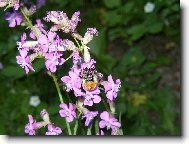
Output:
0,0,180,136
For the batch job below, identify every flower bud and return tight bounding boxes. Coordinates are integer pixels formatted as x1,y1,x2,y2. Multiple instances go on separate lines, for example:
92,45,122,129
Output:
35,121,48,129
83,46,91,62
22,41,38,48
40,109,51,124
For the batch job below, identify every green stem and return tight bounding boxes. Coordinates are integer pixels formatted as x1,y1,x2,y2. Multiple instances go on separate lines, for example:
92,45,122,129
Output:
20,7,39,38
73,112,81,135
74,37,81,49
51,73,64,103
50,73,72,135
102,98,110,112
74,38,84,56
66,121,72,135
20,7,73,135
65,91,72,103
64,53,74,63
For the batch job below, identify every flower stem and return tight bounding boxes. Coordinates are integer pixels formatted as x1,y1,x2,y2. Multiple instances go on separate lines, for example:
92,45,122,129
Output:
73,112,81,135
66,121,72,135
74,37,81,49
20,7,72,135
64,52,74,63
74,38,84,56
51,73,64,103
20,7,39,38
102,98,110,112
50,73,72,135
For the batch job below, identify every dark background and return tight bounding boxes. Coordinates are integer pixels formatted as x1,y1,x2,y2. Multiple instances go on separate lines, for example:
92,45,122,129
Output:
0,0,180,135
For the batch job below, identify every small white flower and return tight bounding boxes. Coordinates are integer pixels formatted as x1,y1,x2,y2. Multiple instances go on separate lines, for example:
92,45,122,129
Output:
144,2,155,13
29,96,41,107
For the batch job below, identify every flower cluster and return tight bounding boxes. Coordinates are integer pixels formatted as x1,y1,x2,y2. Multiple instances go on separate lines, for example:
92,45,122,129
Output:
0,0,20,10
25,109,62,135
1,0,123,135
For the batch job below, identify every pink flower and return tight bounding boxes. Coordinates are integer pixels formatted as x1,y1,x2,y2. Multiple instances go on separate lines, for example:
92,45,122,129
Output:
45,124,62,135
103,75,121,101
82,88,101,106
69,11,81,31
16,49,35,74
25,115,37,135
82,111,98,126
61,69,82,96
14,2,20,10
81,59,96,70
97,130,104,135
58,39,77,52
37,0,46,8
99,111,121,130
5,11,23,27
40,109,51,124
111,127,120,135
30,19,47,40
59,103,76,122
72,52,82,65
44,11,81,33
17,33,27,50
38,31,57,53
45,52,65,72
82,28,98,44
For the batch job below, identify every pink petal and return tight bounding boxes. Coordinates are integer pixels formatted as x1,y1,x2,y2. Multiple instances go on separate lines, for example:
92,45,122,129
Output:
59,110,66,117
99,120,106,128
66,115,74,122
69,103,75,111
106,90,113,101
48,31,57,41
93,95,101,103
38,34,48,45
50,64,56,72
9,20,16,27
59,103,68,109
100,111,109,121
108,75,114,84
61,76,71,83
84,99,93,106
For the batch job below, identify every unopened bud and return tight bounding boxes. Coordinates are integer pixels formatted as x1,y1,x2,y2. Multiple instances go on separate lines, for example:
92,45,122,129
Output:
40,109,51,124
22,41,38,48
83,46,91,62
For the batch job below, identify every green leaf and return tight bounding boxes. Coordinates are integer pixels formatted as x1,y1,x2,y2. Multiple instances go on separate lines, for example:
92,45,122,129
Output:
0,35,18,56
153,87,177,133
148,22,163,34
87,124,92,135
96,55,117,72
118,2,135,14
73,119,79,135
140,63,157,74
103,0,121,8
116,103,126,114
119,47,146,69
88,28,106,56
142,73,161,88
127,25,146,41
0,66,25,79
95,119,99,134
32,58,45,72
103,11,122,27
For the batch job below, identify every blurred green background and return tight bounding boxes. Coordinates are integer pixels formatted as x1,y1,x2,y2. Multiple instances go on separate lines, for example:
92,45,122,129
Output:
0,0,180,135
